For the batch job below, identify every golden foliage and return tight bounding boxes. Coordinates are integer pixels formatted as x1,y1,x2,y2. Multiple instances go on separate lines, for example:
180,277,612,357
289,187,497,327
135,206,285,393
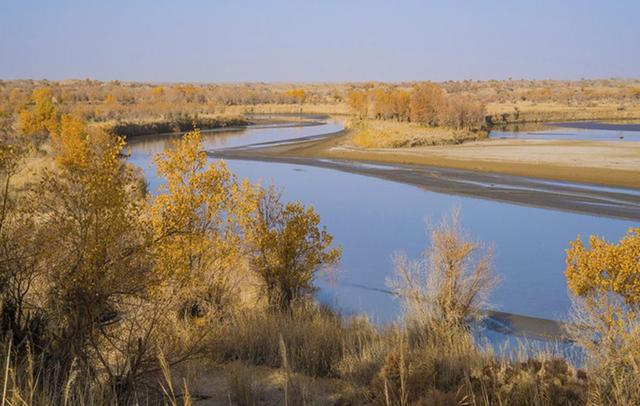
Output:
566,228,640,306
3,78,640,127
150,129,256,315
104,93,116,104
49,114,92,168
32,118,152,387
565,229,640,405
151,85,165,98
409,82,446,125
243,188,341,310
346,90,368,120
19,87,59,136
283,88,307,103
347,82,486,130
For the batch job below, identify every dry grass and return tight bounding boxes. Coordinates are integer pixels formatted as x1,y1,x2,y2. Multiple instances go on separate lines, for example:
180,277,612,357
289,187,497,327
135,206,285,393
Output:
0,340,201,405
226,362,266,406
350,120,488,149
0,298,595,406
182,211,592,406
10,143,54,192
212,303,376,378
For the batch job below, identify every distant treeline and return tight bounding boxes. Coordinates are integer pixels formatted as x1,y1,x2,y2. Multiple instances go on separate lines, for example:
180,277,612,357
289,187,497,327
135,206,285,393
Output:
107,116,250,138
1,78,639,125
0,80,342,123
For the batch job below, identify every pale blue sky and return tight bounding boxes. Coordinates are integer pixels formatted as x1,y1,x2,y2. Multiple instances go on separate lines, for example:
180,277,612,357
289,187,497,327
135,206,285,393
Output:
1,0,639,82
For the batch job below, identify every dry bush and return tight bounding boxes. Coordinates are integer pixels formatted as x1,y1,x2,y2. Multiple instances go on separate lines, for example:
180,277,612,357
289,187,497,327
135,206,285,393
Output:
389,209,498,326
566,296,640,405
468,356,586,406
356,324,585,406
367,324,483,405
362,209,587,405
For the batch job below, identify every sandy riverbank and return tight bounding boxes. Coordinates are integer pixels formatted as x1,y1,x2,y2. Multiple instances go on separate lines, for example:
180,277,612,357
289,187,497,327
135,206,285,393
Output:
287,130,640,189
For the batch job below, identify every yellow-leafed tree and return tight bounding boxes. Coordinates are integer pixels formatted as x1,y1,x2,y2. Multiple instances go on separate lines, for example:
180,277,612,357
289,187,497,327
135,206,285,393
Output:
49,114,92,168
409,82,446,126
150,129,257,317
19,87,59,136
243,187,341,311
566,228,640,307
565,228,640,404
36,117,150,380
347,90,369,120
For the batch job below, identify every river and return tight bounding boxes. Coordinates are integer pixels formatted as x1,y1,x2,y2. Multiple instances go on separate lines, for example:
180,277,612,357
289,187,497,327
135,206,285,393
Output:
127,119,638,329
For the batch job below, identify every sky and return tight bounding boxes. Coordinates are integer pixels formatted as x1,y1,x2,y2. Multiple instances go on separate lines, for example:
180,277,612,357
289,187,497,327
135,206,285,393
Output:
1,0,639,83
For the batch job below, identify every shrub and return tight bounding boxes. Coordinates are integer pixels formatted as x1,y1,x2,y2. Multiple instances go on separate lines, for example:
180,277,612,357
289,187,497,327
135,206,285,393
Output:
243,188,341,311
565,228,640,404
389,209,498,327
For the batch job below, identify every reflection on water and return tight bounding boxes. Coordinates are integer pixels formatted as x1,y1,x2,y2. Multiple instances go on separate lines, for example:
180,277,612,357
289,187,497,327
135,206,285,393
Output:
490,121,640,141
127,120,343,192
127,121,342,156
127,122,637,324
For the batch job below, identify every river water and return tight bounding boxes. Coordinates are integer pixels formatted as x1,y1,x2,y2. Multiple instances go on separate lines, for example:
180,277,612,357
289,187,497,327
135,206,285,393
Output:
127,120,638,325
491,121,640,141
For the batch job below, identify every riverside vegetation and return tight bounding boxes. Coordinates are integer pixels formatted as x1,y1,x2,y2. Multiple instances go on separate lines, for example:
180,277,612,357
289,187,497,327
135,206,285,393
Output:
0,87,640,405
345,82,488,148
